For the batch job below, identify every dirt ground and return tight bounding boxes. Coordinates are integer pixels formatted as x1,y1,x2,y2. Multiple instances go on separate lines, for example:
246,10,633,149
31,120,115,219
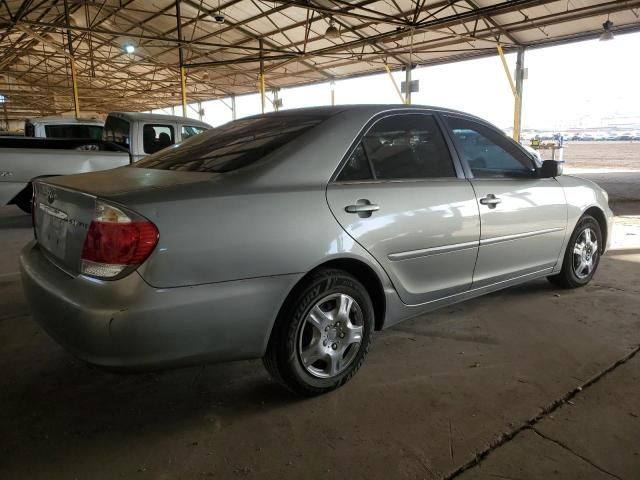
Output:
548,141,640,170
1,144,639,480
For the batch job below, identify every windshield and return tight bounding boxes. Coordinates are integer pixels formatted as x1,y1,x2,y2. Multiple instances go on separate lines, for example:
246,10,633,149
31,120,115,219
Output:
134,114,329,173
44,124,103,139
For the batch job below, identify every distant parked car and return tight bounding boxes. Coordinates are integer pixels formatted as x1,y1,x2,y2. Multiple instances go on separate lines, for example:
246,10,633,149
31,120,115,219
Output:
618,132,633,141
593,132,608,141
606,132,620,141
20,105,612,395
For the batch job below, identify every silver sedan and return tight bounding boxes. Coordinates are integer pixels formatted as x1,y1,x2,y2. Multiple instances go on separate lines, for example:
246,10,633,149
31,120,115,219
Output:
20,105,612,395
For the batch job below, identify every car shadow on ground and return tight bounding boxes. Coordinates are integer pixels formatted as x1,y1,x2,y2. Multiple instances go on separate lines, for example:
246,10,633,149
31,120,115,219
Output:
0,209,31,229
1,251,639,478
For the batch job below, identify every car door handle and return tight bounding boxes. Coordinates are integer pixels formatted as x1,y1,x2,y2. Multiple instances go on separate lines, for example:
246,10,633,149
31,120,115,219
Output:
345,200,379,217
345,204,380,213
479,194,502,208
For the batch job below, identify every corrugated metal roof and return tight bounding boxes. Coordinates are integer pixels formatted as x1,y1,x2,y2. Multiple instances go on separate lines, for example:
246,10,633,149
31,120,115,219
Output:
0,0,638,118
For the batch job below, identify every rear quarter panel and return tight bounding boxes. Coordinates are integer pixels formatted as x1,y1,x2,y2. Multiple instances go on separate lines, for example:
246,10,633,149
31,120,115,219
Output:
128,182,380,288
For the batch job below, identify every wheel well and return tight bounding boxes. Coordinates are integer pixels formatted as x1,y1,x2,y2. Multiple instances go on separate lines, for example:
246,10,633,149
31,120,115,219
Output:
282,259,386,331
584,206,607,252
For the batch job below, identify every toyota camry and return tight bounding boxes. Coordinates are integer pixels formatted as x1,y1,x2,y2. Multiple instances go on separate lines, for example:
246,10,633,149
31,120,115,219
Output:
20,105,612,395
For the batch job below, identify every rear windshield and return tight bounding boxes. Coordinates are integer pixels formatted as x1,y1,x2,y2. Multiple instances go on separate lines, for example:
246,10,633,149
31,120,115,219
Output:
134,114,327,173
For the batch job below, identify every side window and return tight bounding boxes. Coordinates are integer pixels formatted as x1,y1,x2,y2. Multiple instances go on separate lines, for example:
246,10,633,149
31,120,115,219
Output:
103,116,130,147
445,116,535,178
336,144,373,181
181,125,207,140
143,124,175,154
362,114,455,180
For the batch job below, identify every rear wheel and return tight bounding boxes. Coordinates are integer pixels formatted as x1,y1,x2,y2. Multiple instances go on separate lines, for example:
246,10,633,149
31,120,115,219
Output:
263,269,373,396
13,184,33,214
548,215,602,288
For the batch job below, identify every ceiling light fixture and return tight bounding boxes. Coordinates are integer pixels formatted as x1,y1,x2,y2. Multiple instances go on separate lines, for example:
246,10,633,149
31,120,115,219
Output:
124,43,135,54
599,19,614,41
325,20,340,39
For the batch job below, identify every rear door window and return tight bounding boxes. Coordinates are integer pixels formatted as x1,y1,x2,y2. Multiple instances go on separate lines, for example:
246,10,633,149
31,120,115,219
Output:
135,114,329,173
143,124,175,154
337,144,373,181
336,113,456,181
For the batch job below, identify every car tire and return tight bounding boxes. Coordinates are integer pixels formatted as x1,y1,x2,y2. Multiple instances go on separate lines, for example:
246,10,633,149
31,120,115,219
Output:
547,215,602,289
263,268,374,396
13,184,33,214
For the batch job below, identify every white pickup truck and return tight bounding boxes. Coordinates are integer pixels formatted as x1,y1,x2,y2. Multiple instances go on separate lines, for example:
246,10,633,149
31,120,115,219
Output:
24,116,105,139
1,112,211,212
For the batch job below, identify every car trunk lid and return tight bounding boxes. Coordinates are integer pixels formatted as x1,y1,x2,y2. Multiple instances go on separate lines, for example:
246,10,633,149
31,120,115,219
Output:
33,168,212,275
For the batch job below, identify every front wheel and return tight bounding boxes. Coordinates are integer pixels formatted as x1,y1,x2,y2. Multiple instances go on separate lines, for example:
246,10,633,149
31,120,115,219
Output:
548,215,602,288
263,269,373,396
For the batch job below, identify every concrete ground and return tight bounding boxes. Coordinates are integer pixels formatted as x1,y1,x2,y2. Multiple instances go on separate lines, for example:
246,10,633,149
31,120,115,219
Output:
1,157,639,479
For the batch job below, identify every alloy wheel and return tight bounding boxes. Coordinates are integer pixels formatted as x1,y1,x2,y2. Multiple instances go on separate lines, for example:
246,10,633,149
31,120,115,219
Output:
572,227,598,279
297,293,364,378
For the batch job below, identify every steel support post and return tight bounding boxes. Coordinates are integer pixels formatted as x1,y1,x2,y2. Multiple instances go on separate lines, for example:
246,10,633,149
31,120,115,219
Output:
231,94,236,120
405,64,412,105
259,40,266,114
176,0,187,117
514,47,525,143
63,0,80,118
497,43,524,142
384,64,406,104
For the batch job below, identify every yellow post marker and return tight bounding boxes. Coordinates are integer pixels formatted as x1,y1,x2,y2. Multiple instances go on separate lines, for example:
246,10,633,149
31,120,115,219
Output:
496,43,521,142
70,57,80,118
180,66,188,118
384,63,407,105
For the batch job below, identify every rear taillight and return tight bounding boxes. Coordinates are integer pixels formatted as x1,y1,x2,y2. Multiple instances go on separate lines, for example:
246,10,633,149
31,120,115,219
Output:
80,201,158,279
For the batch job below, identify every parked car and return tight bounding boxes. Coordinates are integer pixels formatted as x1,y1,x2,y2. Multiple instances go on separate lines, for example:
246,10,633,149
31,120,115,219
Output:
1,112,211,212
20,105,612,395
606,132,620,141
24,116,104,139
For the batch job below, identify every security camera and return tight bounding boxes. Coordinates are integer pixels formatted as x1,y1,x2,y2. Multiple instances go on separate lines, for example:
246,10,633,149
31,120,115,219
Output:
213,14,225,24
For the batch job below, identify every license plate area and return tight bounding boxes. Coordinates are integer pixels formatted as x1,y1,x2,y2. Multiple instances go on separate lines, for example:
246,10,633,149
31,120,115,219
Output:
37,203,69,260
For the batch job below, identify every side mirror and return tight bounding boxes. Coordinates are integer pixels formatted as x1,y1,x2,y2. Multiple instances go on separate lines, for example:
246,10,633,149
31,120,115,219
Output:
540,160,563,178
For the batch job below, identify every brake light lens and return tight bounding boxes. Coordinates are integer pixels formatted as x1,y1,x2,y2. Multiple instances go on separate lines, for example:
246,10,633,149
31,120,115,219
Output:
81,202,158,278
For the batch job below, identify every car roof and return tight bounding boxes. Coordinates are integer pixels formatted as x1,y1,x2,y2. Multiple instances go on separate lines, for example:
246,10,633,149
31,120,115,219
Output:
110,112,212,128
28,116,104,125
242,104,489,125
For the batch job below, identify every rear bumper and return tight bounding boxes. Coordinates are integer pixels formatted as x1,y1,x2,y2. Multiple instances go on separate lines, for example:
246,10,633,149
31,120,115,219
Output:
20,241,302,369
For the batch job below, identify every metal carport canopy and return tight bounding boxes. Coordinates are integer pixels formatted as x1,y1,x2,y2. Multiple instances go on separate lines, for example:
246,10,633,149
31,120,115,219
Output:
0,0,639,118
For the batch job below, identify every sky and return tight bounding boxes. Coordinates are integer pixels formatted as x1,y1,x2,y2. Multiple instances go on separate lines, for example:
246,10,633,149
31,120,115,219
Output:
156,31,640,131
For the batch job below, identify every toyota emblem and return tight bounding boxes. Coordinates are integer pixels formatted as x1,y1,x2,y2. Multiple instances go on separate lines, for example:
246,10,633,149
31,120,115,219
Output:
46,189,56,204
